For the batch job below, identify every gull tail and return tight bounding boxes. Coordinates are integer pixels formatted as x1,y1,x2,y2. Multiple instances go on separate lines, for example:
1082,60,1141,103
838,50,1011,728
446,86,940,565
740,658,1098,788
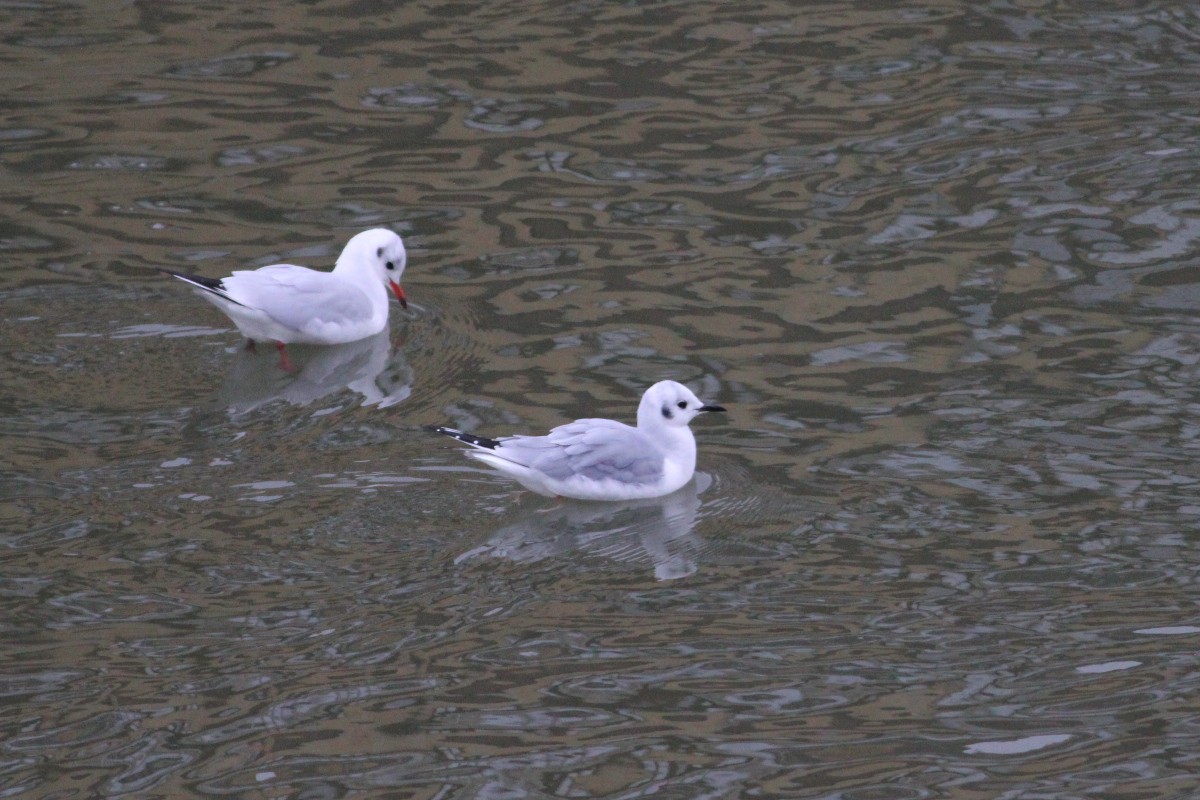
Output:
429,426,502,451
158,268,247,307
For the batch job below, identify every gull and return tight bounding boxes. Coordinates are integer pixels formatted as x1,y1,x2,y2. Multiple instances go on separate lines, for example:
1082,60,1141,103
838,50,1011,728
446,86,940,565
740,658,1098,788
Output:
159,228,408,368
432,380,725,501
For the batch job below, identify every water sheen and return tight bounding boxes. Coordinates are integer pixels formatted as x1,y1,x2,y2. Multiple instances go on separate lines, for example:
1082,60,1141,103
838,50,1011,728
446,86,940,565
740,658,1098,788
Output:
4,2,1200,798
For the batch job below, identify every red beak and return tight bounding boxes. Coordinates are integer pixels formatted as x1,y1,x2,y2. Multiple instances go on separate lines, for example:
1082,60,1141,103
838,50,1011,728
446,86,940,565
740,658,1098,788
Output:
390,281,407,309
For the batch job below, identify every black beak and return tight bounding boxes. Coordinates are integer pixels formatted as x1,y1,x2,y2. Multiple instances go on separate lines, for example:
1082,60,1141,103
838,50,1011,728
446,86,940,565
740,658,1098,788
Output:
699,404,726,413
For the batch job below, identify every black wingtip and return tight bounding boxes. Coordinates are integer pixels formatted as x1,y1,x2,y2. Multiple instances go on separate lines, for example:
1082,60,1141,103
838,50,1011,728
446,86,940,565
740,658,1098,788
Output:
429,425,501,450
158,267,226,292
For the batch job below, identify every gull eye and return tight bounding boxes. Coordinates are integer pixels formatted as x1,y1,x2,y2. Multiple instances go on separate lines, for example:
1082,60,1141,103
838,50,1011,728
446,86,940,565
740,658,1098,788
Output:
676,400,688,409
386,261,395,270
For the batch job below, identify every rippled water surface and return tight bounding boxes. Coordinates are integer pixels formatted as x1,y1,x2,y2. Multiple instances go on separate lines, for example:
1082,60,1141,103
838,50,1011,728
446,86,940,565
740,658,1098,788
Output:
5,2,1200,797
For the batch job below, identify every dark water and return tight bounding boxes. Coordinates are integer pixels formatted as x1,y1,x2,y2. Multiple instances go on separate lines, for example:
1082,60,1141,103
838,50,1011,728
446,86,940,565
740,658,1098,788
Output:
5,2,1200,797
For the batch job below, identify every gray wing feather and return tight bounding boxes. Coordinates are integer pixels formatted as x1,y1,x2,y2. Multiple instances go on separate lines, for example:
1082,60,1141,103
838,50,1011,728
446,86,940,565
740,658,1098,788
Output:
498,419,664,484
226,266,371,333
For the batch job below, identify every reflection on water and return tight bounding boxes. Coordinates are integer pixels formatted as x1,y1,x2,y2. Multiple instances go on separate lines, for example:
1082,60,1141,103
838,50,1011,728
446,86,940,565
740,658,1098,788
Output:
217,330,413,416
5,1,1200,798
457,474,712,580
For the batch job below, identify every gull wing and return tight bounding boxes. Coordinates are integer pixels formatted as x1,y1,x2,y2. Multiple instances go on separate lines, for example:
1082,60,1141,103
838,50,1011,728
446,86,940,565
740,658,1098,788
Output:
496,418,665,485
223,265,373,334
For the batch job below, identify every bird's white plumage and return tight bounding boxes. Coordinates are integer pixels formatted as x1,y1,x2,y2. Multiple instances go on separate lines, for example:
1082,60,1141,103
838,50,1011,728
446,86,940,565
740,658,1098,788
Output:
163,228,408,346
435,380,725,501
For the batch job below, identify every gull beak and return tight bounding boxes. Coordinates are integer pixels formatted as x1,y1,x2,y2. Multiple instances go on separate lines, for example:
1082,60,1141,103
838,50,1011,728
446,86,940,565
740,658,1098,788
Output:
390,281,408,309
699,404,726,413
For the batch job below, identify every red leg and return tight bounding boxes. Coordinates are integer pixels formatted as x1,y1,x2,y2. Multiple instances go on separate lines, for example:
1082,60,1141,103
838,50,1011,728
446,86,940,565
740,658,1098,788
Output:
274,341,296,372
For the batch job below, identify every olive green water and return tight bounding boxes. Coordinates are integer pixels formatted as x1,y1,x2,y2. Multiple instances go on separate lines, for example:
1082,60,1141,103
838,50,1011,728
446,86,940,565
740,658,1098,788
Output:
4,2,1200,798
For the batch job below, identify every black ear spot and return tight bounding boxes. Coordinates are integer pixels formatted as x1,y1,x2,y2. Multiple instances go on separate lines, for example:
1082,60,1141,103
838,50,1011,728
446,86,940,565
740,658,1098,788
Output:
377,246,384,257
661,404,674,420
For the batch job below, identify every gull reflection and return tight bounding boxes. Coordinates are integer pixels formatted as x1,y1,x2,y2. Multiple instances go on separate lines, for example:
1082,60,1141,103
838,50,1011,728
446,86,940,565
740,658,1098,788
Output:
456,474,711,580
216,330,412,415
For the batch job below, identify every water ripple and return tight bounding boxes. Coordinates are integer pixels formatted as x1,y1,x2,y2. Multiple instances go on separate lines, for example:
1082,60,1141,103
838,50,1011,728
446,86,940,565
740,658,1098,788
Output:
165,51,294,79
4,1,1200,797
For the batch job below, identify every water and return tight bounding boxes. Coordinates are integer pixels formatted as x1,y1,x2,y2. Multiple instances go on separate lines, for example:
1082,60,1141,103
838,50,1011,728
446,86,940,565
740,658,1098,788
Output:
4,1,1200,797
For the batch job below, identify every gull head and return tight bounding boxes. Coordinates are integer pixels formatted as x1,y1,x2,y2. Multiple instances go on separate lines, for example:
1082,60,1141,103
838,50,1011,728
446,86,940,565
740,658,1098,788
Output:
637,380,725,431
337,228,408,309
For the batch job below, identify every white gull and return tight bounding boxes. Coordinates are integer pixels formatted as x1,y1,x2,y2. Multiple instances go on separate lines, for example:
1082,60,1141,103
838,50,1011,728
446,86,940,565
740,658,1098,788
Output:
160,228,408,367
433,380,725,501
